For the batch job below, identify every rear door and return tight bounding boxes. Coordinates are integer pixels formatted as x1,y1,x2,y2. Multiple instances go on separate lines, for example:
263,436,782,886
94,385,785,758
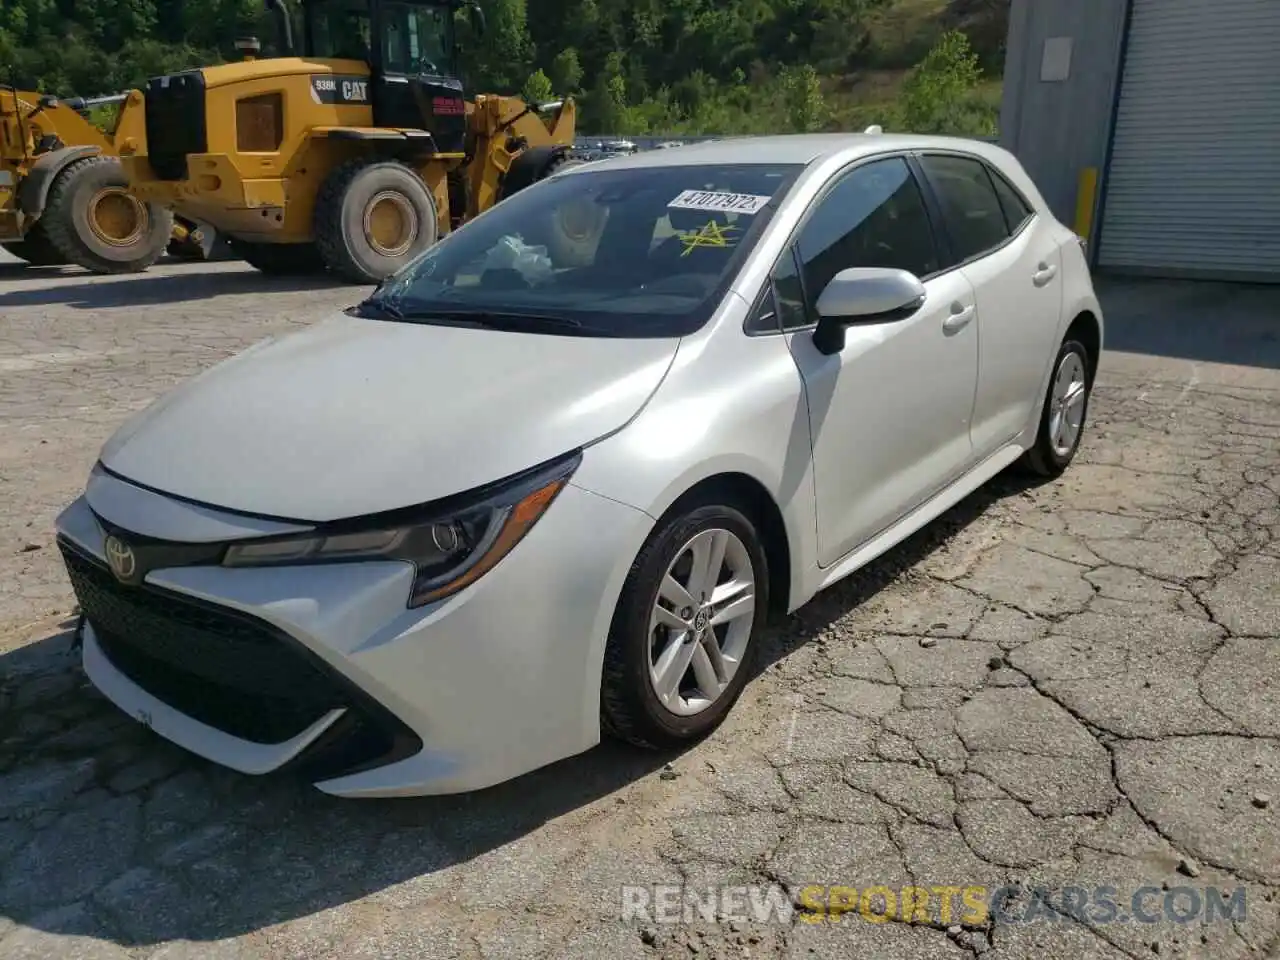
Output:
915,153,1065,458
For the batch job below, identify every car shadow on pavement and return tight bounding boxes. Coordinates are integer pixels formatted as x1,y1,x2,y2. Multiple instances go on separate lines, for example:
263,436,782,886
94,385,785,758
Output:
0,264,357,309
751,467,1046,677
0,469,1047,949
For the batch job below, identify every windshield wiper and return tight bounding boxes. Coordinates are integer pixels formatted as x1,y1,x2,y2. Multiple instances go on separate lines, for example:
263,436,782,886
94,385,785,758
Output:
411,309,583,331
348,298,406,321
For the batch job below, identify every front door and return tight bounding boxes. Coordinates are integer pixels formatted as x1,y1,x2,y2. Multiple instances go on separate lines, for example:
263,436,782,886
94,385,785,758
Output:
777,156,980,566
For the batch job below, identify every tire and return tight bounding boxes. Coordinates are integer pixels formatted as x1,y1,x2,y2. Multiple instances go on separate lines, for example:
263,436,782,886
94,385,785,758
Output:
314,159,439,284
539,155,607,267
1020,338,1093,478
2,222,66,266
41,155,174,274
600,500,769,749
229,239,327,276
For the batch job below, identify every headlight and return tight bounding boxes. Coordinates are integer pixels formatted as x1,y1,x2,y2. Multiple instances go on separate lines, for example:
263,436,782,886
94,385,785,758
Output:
222,452,580,606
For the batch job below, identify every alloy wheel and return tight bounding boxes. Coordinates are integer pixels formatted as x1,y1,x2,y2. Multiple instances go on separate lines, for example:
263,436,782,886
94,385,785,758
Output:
647,527,756,717
1049,350,1088,458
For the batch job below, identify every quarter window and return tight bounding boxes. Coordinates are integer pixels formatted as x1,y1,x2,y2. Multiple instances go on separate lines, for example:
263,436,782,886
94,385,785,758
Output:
988,167,1034,233
789,156,940,327
746,246,806,334
918,154,1012,264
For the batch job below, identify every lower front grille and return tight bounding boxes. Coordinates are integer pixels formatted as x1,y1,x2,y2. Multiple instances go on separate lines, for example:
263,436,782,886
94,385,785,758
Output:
58,538,421,776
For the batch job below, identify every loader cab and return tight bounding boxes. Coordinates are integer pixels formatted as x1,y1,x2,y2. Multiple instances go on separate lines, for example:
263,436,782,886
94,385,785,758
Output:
300,0,476,154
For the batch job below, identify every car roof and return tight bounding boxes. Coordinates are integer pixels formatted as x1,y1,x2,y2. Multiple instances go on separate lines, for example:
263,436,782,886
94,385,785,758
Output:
564,132,1010,171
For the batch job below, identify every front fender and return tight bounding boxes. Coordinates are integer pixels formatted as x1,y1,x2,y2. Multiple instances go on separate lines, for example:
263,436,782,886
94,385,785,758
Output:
16,144,101,217
571,300,820,614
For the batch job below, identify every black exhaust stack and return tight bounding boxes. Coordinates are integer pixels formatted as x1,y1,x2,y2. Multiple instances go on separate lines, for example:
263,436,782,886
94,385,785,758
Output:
263,0,295,55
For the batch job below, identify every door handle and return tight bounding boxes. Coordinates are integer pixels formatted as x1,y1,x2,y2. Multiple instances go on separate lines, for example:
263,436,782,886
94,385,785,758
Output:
942,304,975,334
1033,263,1058,286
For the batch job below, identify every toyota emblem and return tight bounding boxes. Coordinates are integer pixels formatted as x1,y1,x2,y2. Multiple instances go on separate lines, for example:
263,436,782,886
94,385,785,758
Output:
104,535,138,583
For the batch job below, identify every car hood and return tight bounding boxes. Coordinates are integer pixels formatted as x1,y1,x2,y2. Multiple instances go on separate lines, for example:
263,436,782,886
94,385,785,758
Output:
100,313,679,522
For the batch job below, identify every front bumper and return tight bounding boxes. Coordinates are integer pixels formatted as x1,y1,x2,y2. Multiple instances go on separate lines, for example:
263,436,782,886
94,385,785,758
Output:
55,470,653,797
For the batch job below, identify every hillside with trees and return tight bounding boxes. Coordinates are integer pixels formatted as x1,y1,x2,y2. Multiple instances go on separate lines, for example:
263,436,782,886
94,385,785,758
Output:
0,0,1009,136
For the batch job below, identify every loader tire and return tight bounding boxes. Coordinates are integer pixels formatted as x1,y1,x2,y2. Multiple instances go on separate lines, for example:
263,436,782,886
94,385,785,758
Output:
229,239,327,276
314,159,439,284
542,156,607,268
2,222,67,267
42,155,173,274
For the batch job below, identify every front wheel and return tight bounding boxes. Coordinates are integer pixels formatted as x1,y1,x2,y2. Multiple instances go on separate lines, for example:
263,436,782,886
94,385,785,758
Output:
1021,338,1092,477
600,502,768,749
41,155,173,274
314,159,439,284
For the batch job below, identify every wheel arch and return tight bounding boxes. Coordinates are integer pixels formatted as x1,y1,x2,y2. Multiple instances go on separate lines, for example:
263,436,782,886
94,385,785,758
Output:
16,145,102,218
644,469,795,623
1064,309,1103,385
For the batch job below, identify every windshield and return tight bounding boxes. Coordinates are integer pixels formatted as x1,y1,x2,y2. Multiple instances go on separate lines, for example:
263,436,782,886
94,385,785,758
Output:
360,162,804,338
305,1,455,74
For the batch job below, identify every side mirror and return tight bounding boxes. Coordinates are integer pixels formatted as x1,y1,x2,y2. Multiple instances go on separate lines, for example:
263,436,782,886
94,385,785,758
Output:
812,267,926,355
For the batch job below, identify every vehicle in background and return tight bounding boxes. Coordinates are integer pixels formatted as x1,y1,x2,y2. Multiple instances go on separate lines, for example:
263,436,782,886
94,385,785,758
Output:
113,0,579,283
0,87,205,272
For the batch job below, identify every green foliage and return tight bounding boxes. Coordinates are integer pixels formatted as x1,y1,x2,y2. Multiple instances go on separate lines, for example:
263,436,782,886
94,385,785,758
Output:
894,29,994,136
548,47,582,93
780,64,828,132
0,0,1006,136
522,68,554,104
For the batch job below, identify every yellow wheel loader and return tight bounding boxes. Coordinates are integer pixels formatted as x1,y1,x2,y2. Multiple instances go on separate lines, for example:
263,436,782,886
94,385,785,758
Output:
115,0,579,284
0,88,195,272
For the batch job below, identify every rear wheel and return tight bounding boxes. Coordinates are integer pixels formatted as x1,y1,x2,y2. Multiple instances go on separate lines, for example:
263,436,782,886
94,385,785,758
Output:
41,155,173,274
536,155,607,267
2,222,66,266
229,239,327,276
1021,338,1093,477
600,501,768,749
314,159,439,284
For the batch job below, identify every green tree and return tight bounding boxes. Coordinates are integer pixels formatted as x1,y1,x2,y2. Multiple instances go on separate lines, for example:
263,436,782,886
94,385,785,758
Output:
896,29,988,134
780,63,827,132
549,47,583,92
522,67,554,103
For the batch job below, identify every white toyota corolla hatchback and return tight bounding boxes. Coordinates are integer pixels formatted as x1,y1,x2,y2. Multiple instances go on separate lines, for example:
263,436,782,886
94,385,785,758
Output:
56,133,1102,798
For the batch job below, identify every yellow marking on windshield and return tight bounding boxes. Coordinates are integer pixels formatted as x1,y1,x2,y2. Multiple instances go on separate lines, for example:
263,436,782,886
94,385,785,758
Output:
678,220,740,256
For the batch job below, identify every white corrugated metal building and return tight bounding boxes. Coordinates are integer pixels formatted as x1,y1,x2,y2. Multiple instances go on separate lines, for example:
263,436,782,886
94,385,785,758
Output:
1000,0,1280,282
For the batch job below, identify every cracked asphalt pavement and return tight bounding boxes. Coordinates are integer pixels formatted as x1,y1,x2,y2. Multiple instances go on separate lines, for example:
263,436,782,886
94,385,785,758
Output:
1,259,1278,959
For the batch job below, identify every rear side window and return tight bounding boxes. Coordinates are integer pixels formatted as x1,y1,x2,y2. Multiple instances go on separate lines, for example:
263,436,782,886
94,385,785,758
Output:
918,154,1011,264
989,168,1034,233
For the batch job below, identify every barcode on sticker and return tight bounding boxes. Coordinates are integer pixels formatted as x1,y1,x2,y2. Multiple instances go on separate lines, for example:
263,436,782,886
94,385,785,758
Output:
668,190,771,215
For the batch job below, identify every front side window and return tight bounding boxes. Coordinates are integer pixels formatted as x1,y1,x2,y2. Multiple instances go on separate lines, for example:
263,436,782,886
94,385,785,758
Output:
918,154,1012,264
360,162,804,338
790,156,940,327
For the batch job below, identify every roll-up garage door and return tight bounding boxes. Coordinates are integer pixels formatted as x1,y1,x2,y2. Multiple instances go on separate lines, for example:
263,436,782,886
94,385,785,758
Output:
1097,0,1280,281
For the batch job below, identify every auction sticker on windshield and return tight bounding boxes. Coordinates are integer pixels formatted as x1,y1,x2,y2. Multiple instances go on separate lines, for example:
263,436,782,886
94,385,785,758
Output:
668,190,772,215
